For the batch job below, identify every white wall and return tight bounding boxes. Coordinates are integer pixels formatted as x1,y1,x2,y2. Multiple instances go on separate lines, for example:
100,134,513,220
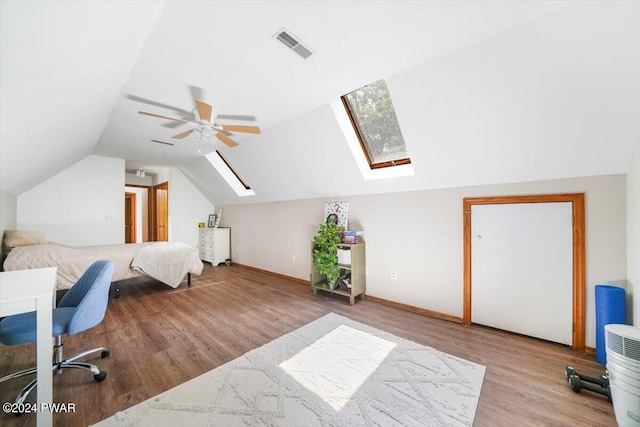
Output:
1,190,17,269
224,174,627,348
1,190,17,233
169,168,215,249
125,173,152,187
628,142,640,326
154,169,171,186
13,158,214,250
17,155,125,245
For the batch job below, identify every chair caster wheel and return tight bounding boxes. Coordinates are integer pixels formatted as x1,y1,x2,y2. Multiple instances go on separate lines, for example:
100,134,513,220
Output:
101,349,110,358
94,371,107,382
568,374,581,393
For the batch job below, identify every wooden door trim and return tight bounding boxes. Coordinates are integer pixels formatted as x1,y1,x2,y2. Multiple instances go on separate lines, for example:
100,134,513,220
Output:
125,184,152,242
153,182,169,242
463,193,585,352
125,192,137,243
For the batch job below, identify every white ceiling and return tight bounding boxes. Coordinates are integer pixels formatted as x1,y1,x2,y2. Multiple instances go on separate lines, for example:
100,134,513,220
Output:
1,1,638,206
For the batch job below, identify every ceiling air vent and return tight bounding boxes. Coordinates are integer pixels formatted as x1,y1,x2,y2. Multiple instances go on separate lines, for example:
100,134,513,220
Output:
152,139,174,146
273,27,313,59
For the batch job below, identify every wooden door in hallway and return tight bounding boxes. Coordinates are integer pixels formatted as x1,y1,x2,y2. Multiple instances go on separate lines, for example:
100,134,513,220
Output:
125,192,136,243
154,182,168,241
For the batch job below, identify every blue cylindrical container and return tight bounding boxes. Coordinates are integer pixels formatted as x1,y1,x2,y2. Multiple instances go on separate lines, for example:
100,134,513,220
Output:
595,284,626,365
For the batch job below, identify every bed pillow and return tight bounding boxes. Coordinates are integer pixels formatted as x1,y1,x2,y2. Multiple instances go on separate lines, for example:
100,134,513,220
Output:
3,230,47,248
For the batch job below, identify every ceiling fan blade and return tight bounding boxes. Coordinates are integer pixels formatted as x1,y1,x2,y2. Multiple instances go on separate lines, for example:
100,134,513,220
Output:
217,114,256,121
139,111,190,123
195,100,213,123
189,86,205,103
162,120,187,129
126,94,191,116
216,132,239,147
172,129,194,139
220,125,261,134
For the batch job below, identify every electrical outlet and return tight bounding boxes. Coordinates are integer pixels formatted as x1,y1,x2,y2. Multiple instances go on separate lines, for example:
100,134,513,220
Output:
236,246,240,252
292,255,296,262
390,270,397,280
102,213,113,221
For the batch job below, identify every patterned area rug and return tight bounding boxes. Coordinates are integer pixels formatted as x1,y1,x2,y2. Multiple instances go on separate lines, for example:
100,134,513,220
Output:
94,313,485,426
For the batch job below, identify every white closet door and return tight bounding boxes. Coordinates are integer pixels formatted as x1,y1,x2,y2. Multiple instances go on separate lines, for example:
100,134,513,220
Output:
471,202,573,345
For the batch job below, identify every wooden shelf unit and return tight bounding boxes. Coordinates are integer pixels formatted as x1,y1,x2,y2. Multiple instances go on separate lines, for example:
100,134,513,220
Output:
310,242,366,305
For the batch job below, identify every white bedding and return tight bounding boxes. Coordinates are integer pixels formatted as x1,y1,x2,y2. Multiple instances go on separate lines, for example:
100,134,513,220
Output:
3,242,203,290
131,242,203,288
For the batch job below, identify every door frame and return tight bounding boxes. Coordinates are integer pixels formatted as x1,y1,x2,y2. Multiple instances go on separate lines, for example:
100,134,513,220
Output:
152,181,169,241
125,192,137,243
463,193,585,351
125,184,152,242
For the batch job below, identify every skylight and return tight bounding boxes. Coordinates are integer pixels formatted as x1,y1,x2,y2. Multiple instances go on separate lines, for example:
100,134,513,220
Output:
341,79,411,169
331,79,414,180
205,150,255,197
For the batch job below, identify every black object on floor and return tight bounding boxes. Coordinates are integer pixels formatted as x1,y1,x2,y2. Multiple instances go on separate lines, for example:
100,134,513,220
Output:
565,366,612,402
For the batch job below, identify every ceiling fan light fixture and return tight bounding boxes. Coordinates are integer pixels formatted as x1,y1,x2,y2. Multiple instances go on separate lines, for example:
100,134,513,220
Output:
202,126,214,139
192,107,201,122
139,98,259,149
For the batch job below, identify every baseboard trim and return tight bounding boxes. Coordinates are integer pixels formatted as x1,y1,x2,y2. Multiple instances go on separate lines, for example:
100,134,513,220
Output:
234,263,591,351
232,262,309,285
233,263,461,324
365,295,463,324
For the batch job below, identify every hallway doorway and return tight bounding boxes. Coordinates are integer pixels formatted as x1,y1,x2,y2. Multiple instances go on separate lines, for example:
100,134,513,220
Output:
154,182,169,241
125,192,136,243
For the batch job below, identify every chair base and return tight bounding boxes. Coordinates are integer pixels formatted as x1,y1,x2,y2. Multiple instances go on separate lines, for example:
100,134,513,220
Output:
0,337,110,411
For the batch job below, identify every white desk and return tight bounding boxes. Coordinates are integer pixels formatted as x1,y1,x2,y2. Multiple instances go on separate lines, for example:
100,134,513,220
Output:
0,267,56,427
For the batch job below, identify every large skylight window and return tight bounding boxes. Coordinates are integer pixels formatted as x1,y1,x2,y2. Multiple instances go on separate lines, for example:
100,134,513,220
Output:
205,150,255,197
341,79,411,170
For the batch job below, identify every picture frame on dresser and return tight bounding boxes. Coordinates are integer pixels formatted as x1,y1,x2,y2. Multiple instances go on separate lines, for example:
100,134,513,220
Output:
208,214,217,228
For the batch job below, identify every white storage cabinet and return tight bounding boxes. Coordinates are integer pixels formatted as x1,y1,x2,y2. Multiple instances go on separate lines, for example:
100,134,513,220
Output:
199,227,230,265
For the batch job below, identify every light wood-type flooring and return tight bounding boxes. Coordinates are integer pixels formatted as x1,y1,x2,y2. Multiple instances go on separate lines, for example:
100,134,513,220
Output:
0,264,616,426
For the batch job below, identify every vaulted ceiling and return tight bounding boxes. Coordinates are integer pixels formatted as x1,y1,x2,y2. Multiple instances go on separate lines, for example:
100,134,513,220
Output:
1,1,638,205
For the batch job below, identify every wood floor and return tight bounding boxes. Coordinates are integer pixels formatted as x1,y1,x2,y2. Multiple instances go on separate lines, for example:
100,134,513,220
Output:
0,264,616,426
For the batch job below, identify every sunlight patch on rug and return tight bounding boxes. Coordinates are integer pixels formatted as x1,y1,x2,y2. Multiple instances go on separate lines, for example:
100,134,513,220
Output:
93,313,485,427
279,325,397,411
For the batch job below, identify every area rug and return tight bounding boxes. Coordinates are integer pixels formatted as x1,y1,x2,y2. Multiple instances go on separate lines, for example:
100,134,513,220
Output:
93,313,485,426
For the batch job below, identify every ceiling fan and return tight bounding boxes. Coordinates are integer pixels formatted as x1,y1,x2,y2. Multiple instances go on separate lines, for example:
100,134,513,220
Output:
138,100,260,147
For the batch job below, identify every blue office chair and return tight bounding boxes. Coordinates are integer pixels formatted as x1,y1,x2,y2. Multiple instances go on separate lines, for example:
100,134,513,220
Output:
0,259,114,407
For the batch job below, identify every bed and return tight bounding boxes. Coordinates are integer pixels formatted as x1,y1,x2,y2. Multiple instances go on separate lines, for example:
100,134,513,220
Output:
2,230,203,297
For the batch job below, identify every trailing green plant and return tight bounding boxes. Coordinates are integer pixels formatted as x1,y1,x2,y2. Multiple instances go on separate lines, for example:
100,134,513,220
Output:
312,222,345,287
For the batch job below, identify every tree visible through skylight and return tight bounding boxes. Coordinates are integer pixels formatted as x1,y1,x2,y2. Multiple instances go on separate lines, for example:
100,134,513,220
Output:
341,79,410,169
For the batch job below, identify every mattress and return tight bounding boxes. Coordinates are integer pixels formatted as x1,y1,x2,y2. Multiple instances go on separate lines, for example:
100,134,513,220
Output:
3,242,203,290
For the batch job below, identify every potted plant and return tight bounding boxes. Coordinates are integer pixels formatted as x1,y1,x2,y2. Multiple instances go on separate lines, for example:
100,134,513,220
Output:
312,222,345,289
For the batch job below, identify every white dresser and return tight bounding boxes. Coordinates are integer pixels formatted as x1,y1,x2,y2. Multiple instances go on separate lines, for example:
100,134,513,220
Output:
199,227,231,265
